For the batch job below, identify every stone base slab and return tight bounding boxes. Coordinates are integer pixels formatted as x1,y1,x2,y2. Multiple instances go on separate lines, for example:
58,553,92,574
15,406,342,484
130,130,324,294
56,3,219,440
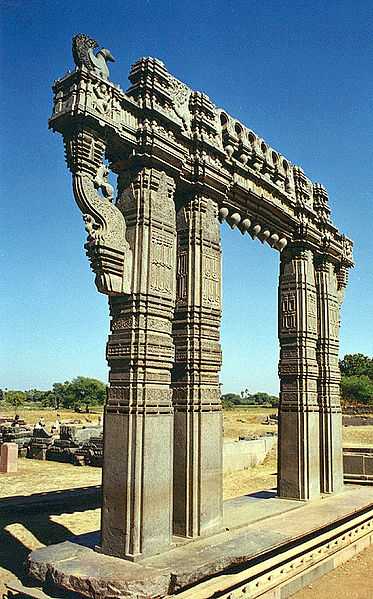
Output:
26,486,373,599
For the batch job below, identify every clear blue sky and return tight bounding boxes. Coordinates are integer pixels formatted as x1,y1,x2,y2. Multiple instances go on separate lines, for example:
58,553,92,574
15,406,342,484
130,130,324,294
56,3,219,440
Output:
1,0,372,394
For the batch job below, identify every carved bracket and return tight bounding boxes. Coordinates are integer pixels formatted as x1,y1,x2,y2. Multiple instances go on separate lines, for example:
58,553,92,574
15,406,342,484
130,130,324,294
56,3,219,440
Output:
64,129,132,295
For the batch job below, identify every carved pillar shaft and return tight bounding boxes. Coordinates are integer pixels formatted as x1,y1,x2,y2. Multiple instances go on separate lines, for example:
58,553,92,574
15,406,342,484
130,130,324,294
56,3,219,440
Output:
171,194,223,538
100,168,176,560
278,245,320,500
315,256,344,494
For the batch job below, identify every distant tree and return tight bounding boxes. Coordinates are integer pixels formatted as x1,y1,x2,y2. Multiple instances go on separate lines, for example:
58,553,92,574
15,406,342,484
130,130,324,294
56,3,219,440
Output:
341,375,373,405
0,389,4,403
250,392,269,405
339,354,373,406
339,354,373,379
221,397,234,410
50,382,71,410
5,390,26,414
221,391,278,408
25,388,49,404
63,377,107,412
221,393,242,407
240,392,278,406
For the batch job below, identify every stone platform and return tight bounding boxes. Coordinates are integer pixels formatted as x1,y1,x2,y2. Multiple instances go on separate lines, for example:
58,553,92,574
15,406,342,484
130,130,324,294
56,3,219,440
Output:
26,485,373,599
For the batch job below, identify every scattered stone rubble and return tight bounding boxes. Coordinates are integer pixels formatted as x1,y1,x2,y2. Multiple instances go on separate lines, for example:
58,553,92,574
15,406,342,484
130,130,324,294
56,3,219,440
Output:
0,417,32,458
0,415,103,466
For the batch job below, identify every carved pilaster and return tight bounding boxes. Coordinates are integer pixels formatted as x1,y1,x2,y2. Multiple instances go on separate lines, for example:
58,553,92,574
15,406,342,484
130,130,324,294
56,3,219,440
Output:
101,167,176,560
171,194,223,538
315,256,344,493
278,244,320,500
313,183,331,224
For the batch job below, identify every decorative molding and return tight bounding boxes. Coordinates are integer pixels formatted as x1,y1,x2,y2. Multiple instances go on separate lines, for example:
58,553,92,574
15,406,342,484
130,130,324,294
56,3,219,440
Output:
64,129,132,295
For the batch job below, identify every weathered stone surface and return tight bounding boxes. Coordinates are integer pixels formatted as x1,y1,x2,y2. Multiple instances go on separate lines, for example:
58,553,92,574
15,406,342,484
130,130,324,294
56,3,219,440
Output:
27,487,373,599
172,195,223,538
28,427,53,461
100,167,177,560
344,446,373,483
278,246,321,500
48,35,354,561
28,541,171,599
0,442,18,473
315,254,344,494
223,436,277,473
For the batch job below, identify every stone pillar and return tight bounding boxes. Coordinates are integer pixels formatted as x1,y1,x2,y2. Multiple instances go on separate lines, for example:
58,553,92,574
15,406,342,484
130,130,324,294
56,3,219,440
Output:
278,244,320,500
0,443,18,473
100,168,176,560
171,194,223,538
315,256,344,494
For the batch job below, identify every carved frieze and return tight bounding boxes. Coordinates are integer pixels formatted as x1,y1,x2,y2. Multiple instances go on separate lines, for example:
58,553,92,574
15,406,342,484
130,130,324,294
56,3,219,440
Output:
176,251,188,303
150,171,176,226
168,74,191,131
111,317,132,330
307,293,317,334
51,47,354,275
281,292,296,331
150,232,174,296
202,253,221,308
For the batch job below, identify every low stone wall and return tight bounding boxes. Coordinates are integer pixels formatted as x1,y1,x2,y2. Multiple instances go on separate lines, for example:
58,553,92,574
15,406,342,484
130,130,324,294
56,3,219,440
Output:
343,405,373,415
223,435,277,474
342,415,373,426
343,446,373,484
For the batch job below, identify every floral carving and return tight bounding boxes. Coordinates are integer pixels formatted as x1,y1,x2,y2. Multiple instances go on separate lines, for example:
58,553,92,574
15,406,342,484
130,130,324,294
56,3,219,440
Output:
168,75,191,130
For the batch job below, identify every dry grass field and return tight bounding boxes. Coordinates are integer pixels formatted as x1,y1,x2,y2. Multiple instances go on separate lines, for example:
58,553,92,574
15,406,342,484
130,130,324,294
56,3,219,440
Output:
1,406,102,425
0,406,372,597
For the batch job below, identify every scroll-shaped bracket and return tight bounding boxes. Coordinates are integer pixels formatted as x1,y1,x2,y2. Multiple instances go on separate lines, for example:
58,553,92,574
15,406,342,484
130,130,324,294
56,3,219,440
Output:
65,130,132,295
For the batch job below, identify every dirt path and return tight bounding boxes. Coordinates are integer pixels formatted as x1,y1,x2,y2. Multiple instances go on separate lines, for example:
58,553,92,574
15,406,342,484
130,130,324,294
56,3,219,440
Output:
293,543,373,599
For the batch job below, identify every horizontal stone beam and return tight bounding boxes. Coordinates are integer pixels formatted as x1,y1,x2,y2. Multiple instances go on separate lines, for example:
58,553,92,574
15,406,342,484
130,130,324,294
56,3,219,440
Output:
50,59,353,269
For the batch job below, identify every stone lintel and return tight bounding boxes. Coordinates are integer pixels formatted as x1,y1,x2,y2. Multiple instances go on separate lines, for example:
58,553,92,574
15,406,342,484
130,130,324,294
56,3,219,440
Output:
50,61,353,268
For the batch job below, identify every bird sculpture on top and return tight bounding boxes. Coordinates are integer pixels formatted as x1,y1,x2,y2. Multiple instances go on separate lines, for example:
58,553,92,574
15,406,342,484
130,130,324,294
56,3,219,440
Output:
72,34,115,80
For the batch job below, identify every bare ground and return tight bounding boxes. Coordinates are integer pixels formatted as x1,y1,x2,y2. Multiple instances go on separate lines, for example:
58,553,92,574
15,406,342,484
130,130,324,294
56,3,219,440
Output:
292,544,373,599
0,407,372,597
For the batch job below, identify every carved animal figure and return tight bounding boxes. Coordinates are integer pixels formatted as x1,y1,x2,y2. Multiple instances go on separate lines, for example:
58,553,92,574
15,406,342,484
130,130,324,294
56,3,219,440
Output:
94,164,114,200
72,34,115,80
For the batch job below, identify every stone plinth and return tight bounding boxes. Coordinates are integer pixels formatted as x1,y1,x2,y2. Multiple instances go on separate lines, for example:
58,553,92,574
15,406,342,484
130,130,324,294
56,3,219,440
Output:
344,446,373,484
0,442,18,473
27,486,373,599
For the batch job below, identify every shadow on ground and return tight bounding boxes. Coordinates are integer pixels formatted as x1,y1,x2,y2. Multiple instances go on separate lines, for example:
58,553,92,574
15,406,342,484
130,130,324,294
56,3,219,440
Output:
0,487,101,584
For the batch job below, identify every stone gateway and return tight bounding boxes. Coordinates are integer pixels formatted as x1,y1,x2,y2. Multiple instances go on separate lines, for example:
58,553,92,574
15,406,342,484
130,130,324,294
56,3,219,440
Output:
26,34,369,599
51,32,353,559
